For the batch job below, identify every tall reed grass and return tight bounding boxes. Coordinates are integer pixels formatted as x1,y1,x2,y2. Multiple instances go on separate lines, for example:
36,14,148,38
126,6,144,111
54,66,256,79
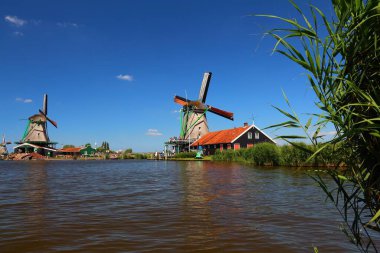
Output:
212,142,343,166
259,0,380,251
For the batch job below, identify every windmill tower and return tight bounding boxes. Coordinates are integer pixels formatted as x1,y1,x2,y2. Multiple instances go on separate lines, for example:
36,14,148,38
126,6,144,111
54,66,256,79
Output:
14,94,58,155
0,134,11,157
174,72,234,142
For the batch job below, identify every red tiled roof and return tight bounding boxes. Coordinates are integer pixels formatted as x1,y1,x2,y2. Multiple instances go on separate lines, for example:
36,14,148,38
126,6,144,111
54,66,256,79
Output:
191,126,250,146
59,147,83,153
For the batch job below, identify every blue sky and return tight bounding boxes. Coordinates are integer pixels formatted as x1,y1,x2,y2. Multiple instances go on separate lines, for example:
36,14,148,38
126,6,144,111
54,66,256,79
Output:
0,0,334,152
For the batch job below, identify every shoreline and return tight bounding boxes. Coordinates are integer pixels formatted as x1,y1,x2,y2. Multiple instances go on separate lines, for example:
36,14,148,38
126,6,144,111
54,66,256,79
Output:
1,155,345,168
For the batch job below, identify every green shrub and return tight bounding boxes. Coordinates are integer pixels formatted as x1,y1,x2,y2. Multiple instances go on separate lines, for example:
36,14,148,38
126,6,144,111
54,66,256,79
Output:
134,153,147,159
122,152,133,159
251,143,280,165
174,152,197,159
279,143,311,166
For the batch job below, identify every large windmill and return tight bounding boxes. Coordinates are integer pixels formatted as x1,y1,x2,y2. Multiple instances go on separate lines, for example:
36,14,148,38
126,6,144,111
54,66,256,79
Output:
174,72,234,142
14,94,58,156
0,134,11,157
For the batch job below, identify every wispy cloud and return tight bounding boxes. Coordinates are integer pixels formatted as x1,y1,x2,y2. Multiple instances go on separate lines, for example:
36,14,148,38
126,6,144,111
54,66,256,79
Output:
16,98,33,103
146,129,163,136
57,22,79,28
116,74,133,81
13,31,24,36
4,15,27,26
30,19,41,25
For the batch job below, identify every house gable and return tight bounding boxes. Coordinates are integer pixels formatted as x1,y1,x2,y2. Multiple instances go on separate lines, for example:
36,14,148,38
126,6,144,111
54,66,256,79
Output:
232,124,276,145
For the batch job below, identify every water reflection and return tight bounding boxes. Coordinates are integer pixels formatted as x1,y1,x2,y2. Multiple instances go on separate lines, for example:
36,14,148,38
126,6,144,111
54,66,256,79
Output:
0,160,364,252
24,161,48,226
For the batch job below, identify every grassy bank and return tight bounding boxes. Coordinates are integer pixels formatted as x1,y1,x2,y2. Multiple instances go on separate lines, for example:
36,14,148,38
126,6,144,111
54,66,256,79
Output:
212,142,346,167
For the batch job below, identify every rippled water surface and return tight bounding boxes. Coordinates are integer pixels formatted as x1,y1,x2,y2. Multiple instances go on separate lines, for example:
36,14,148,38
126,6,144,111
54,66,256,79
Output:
0,160,361,252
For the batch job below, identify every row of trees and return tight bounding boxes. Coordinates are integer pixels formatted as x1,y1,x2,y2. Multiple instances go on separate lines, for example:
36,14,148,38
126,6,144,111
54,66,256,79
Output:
63,141,111,153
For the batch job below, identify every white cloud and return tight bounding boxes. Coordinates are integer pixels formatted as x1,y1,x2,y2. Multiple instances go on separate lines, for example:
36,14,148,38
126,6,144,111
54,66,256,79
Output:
116,74,133,81
16,98,33,103
146,129,163,136
4,15,27,26
57,22,79,28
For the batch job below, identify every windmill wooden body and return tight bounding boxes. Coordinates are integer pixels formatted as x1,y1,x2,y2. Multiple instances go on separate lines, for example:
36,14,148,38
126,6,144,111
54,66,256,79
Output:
14,94,58,156
0,134,11,157
169,72,233,152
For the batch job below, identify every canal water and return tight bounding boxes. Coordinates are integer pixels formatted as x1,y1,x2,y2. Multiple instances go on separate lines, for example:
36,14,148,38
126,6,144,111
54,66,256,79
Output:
0,160,361,252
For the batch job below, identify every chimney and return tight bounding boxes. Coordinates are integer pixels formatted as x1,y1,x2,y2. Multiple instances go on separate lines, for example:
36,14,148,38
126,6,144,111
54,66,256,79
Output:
243,122,248,127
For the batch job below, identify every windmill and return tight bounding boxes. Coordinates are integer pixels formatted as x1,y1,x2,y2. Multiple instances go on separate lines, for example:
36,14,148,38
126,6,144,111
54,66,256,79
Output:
174,72,234,142
0,134,11,156
14,94,58,155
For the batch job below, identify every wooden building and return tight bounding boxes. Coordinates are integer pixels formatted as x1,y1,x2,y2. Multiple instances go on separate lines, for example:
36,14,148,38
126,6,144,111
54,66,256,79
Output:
58,146,96,158
191,123,275,155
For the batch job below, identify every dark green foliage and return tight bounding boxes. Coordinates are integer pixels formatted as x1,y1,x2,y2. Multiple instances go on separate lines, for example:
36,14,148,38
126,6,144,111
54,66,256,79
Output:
212,143,345,166
101,141,110,150
121,148,134,159
251,143,280,166
280,143,312,166
213,149,242,162
174,152,197,158
63,144,75,149
122,151,133,159
121,151,147,159
259,0,380,250
134,153,147,159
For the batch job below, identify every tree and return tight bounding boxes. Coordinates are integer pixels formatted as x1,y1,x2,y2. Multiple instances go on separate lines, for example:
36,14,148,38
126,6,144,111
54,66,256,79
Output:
260,0,380,251
101,141,110,151
63,145,75,149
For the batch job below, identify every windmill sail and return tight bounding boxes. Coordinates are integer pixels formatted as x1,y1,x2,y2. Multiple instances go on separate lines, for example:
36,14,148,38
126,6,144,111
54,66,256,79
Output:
43,94,48,115
39,109,58,128
14,94,58,156
198,72,211,103
173,72,233,142
207,106,234,120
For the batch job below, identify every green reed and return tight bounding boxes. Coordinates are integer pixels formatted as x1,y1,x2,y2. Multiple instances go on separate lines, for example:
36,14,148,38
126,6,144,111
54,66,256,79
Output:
258,0,380,251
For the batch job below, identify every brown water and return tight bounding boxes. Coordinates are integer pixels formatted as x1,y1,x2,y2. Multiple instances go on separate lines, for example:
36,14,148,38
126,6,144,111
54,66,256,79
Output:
0,160,361,252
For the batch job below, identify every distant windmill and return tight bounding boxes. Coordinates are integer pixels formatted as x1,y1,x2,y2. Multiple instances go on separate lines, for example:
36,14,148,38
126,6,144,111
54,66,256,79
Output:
174,72,234,141
0,134,11,156
14,94,58,155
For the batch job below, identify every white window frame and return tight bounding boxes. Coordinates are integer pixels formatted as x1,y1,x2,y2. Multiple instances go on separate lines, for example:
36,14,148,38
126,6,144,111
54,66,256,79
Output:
248,132,252,139
255,132,260,139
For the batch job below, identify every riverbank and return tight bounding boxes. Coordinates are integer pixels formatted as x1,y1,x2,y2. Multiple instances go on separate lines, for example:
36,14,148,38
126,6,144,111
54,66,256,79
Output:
3,142,346,167
212,143,346,167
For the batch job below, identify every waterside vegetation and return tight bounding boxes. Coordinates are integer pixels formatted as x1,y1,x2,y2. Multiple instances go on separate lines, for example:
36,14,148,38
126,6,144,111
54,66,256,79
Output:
260,0,380,251
212,142,345,167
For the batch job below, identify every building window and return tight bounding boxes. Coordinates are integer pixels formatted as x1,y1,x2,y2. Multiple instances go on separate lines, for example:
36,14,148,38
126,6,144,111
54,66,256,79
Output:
227,144,231,149
248,132,252,139
255,132,260,139
234,143,240,150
